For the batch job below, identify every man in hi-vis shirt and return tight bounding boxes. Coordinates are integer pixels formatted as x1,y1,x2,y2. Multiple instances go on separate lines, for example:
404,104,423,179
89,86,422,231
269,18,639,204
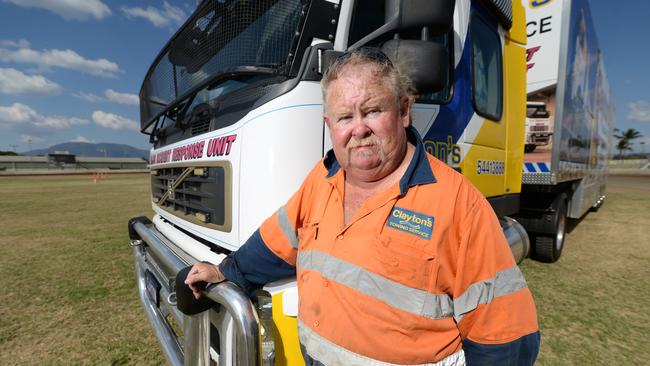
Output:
186,47,540,366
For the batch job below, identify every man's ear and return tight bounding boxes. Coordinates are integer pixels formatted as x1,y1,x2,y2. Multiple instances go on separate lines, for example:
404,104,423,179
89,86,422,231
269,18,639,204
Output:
400,96,413,128
323,112,331,127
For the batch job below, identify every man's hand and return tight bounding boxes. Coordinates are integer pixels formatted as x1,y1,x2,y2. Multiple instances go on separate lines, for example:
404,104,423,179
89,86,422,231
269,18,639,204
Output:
184,262,225,299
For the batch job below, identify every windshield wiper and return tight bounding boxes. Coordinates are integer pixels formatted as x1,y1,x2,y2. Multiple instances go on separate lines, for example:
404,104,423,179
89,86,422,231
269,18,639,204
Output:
144,67,281,135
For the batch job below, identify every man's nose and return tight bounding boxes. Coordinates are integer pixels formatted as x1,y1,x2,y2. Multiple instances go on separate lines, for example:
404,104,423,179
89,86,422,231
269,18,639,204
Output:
350,115,371,138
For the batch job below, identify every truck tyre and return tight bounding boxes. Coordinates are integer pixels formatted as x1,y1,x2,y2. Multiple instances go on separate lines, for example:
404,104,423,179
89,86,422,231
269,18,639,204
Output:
524,144,536,153
532,194,567,263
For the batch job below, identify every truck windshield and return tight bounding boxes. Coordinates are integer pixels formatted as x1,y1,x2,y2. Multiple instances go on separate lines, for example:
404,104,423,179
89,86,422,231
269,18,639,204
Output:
526,105,550,118
140,0,304,131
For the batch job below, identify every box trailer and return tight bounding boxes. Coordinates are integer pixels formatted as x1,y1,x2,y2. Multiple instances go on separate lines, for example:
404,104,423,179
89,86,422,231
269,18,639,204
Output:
518,0,615,262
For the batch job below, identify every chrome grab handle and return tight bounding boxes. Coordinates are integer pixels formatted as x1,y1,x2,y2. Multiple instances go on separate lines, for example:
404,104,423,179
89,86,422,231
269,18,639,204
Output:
204,282,261,366
130,217,260,366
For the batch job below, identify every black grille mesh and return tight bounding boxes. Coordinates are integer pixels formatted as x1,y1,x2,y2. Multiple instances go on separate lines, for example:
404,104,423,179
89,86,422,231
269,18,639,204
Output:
152,167,227,227
140,0,303,128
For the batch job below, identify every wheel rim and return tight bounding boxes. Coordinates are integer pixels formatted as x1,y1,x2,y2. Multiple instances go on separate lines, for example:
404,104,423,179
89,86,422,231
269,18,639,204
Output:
555,209,566,251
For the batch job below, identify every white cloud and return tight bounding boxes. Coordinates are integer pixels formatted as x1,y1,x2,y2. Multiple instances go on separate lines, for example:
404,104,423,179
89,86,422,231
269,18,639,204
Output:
105,89,139,105
121,2,187,29
73,91,103,102
35,116,88,129
0,39,30,48
0,102,88,129
71,135,94,143
0,103,39,124
0,67,62,95
628,101,650,122
92,110,139,131
0,41,121,78
3,0,111,21
74,89,139,105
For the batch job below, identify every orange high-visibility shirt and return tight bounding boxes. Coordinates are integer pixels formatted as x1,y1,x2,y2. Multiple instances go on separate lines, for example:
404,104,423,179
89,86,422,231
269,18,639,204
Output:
221,128,539,364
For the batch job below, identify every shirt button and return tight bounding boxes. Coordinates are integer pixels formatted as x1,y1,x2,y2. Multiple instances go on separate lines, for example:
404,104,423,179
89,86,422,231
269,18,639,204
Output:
323,279,329,287
338,235,344,240
313,321,319,327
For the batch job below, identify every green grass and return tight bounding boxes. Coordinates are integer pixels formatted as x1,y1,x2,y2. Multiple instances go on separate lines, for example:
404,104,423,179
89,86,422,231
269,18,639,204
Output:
0,174,648,365
0,174,164,365
520,179,650,365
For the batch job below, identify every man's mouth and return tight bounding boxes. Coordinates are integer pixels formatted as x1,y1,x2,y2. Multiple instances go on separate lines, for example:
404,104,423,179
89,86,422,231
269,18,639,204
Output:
349,141,375,149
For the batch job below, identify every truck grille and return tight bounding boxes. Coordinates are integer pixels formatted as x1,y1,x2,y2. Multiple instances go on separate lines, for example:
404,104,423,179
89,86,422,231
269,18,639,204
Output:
530,125,549,132
151,163,231,231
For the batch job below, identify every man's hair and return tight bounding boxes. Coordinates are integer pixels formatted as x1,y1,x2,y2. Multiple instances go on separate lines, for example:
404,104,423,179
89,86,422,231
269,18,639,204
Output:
320,47,414,105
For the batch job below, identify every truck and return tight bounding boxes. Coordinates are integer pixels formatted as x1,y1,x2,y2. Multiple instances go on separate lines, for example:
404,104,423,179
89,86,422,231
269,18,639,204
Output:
524,101,553,153
519,0,615,263
127,0,614,364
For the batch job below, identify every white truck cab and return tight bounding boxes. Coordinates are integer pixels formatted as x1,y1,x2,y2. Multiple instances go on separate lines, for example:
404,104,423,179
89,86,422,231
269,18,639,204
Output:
525,101,553,152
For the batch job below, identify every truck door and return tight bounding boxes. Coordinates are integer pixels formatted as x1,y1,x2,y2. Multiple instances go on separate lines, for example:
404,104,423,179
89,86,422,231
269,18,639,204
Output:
461,9,508,198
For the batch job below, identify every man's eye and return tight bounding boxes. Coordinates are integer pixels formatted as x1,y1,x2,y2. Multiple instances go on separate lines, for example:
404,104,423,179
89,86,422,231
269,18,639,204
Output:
366,109,380,117
338,116,352,124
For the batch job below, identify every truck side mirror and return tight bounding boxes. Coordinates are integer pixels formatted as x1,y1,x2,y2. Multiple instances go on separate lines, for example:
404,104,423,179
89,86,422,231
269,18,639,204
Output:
318,40,449,95
387,0,455,33
352,0,456,47
382,39,449,94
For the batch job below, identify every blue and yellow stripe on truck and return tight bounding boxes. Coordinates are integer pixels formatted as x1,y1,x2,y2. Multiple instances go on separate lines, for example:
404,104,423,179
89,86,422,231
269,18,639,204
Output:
423,0,527,199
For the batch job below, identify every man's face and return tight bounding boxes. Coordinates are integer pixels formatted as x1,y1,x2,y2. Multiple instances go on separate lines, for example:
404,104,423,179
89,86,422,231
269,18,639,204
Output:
324,66,410,180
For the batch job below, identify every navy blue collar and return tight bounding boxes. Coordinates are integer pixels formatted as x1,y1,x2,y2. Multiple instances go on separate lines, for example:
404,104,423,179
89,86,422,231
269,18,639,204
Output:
324,126,436,195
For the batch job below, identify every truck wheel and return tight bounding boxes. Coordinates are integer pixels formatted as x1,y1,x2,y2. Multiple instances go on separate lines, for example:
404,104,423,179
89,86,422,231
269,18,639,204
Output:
524,144,536,153
532,195,567,263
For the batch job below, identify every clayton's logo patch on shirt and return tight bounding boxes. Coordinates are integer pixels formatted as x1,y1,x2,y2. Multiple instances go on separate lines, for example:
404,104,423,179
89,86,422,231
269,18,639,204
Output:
387,206,434,240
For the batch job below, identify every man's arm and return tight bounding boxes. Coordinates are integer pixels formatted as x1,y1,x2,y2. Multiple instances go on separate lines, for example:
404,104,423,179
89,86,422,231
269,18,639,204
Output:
462,332,540,365
453,194,540,365
185,162,322,298
218,229,296,297
184,229,296,299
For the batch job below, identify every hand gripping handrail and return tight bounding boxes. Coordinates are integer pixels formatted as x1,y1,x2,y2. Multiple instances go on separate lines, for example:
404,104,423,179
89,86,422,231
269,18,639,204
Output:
129,216,260,366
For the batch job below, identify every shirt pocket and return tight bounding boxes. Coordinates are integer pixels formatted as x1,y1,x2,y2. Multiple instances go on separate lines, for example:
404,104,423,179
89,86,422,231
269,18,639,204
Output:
372,235,438,292
297,221,319,250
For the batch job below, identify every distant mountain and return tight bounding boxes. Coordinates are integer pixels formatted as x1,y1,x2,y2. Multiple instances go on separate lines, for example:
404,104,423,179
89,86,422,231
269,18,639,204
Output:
23,142,149,159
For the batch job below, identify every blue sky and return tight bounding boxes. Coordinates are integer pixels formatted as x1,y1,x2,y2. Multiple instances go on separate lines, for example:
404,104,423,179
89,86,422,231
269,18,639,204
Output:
0,0,649,154
589,2,650,153
0,0,194,152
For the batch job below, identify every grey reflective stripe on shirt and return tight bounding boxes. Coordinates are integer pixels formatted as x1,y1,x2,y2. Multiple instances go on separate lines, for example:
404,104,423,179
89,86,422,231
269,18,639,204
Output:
297,250,454,319
299,320,466,366
453,265,528,322
277,205,299,248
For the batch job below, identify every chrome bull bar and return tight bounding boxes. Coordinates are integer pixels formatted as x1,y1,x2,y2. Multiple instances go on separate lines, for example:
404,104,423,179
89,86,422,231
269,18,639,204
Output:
129,216,260,366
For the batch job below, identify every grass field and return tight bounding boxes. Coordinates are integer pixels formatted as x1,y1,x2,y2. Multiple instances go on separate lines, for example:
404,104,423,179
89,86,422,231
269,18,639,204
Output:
0,174,164,365
1,173,648,365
